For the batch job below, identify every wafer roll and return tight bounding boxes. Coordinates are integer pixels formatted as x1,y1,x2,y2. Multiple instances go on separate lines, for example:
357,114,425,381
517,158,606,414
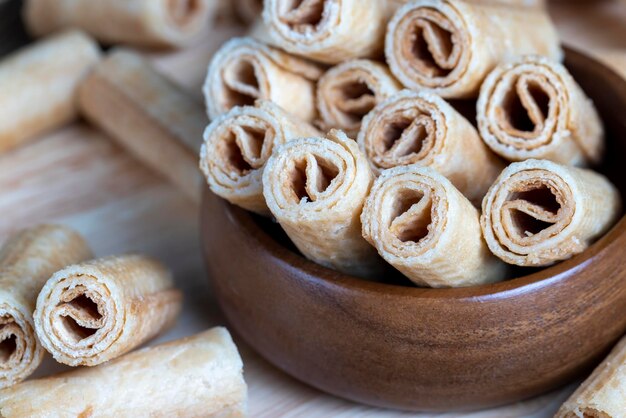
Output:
263,130,383,278
0,30,100,154
204,37,322,123
317,60,402,137
477,55,604,166
481,159,620,267
0,327,247,418
24,0,213,48
262,0,393,64
79,49,207,203
200,100,321,215
556,335,626,418
358,90,504,204
234,0,263,24
0,225,91,388
385,0,562,98
361,165,507,287
34,255,182,367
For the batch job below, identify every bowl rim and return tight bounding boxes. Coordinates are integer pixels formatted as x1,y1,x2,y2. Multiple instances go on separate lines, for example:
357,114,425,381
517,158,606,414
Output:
207,45,626,302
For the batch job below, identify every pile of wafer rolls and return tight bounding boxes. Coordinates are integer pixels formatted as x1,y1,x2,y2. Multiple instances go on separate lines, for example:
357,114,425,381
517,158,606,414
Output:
196,3,625,413
201,0,621,289
0,225,247,417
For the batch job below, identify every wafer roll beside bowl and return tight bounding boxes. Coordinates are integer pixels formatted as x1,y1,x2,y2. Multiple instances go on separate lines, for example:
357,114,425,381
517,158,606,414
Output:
34,255,182,367
79,49,207,203
0,328,247,418
200,100,321,216
361,165,507,288
357,90,504,204
385,0,562,98
204,37,322,123
0,30,100,154
317,60,402,137
481,159,621,267
262,130,384,279
24,0,214,48
556,335,626,418
477,55,604,166
262,0,393,64
0,225,92,388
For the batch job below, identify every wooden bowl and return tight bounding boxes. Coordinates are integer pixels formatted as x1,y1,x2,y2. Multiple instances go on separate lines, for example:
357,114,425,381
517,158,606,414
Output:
201,48,626,412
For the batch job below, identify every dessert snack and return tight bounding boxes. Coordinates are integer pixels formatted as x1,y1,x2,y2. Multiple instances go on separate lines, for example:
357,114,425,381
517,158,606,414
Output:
78,49,207,203
481,159,621,267
262,0,393,64
34,255,182,366
23,0,213,48
317,59,402,137
357,90,504,204
0,225,92,388
263,130,384,278
0,328,247,418
385,0,562,98
204,37,322,122
361,165,507,287
555,335,626,418
200,100,320,215
0,30,100,154
477,55,604,166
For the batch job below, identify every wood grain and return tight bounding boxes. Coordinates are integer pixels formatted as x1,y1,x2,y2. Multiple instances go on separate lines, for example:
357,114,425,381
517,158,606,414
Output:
0,1,625,416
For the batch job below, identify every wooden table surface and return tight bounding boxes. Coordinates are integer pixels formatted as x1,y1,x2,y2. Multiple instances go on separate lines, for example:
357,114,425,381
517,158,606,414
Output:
1,1,625,416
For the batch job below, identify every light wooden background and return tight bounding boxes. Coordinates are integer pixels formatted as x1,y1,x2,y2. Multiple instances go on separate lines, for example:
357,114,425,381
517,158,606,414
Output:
1,1,625,417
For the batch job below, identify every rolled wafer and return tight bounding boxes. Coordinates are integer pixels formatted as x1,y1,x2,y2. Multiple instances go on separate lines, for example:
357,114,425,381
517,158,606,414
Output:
263,129,384,278
262,0,394,64
357,90,504,204
234,0,264,24
481,159,621,267
477,55,604,166
34,255,182,367
361,165,507,288
204,37,322,123
78,49,207,203
555,335,626,418
317,59,402,137
0,30,100,154
23,0,214,48
0,327,247,418
0,225,92,388
385,0,562,98
200,100,321,215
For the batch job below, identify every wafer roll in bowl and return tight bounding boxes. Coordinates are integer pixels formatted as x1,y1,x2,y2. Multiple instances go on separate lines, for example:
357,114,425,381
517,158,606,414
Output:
204,37,322,123
385,0,562,98
481,159,621,267
262,0,393,64
357,90,504,204
263,130,384,278
477,55,604,166
317,59,402,137
361,165,507,288
200,100,320,215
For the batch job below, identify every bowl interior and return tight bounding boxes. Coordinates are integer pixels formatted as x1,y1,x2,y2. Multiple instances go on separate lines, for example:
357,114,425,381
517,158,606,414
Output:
232,46,626,295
